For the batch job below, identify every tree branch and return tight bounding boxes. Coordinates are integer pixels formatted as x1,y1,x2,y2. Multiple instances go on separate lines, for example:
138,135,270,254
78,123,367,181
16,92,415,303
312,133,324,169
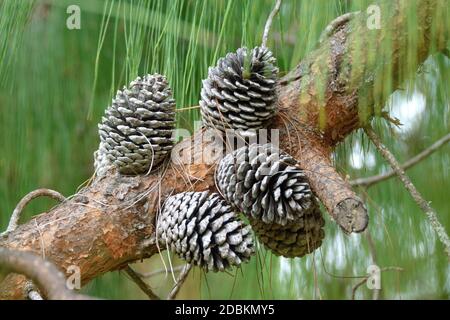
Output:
0,248,93,300
351,133,450,188
1,188,66,236
351,266,403,300
167,264,192,300
262,0,282,48
124,266,160,300
0,0,447,299
364,126,450,260
319,11,360,44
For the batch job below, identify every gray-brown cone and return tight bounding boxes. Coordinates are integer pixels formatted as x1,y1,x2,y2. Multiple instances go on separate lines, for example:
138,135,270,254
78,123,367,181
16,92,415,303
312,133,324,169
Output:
200,46,278,137
156,191,255,272
216,144,315,226
249,206,325,258
95,74,176,175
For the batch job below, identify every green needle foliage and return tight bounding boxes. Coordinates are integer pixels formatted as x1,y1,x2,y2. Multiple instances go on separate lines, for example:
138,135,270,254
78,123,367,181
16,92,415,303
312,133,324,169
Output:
0,0,448,299
0,0,34,86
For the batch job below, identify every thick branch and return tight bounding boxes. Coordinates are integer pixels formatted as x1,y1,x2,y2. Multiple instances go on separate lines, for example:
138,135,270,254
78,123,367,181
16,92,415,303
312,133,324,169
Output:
0,0,447,299
0,174,160,299
0,248,92,300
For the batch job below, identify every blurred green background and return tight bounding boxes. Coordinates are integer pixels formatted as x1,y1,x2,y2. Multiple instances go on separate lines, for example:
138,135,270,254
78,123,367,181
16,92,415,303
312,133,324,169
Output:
0,0,448,299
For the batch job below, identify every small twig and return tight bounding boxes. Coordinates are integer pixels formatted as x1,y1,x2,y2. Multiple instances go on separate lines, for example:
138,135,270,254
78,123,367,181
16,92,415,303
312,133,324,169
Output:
124,265,161,300
134,265,185,278
319,11,360,44
167,264,192,300
381,111,402,127
351,277,368,300
364,126,450,260
261,0,282,48
0,248,93,300
351,266,403,300
1,188,66,236
351,133,450,188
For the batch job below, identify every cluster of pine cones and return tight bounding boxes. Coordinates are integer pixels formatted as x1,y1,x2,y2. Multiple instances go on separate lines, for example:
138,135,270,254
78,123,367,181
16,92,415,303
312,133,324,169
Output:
93,46,325,272
216,144,325,258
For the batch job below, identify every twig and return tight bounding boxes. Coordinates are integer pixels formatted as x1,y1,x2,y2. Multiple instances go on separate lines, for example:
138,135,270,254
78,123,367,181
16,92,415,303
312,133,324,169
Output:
319,11,360,44
1,189,66,236
364,126,450,260
134,265,185,278
261,0,282,48
351,133,450,188
124,266,160,300
351,266,403,300
167,264,192,300
0,248,93,300
351,277,368,300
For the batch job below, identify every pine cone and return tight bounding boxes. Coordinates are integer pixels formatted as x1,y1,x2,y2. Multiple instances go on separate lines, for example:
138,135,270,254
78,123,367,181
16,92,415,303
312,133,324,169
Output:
156,191,255,272
216,144,315,226
250,206,325,258
95,74,176,175
200,46,278,137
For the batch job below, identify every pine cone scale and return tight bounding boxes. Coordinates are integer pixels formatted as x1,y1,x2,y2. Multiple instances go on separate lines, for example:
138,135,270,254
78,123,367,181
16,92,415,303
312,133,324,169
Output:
157,191,254,272
200,47,278,136
215,144,326,258
95,74,176,175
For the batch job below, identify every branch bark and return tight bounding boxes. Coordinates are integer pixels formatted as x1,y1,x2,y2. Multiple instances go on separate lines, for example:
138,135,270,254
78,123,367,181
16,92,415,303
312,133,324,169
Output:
0,0,447,299
0,248,92,300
